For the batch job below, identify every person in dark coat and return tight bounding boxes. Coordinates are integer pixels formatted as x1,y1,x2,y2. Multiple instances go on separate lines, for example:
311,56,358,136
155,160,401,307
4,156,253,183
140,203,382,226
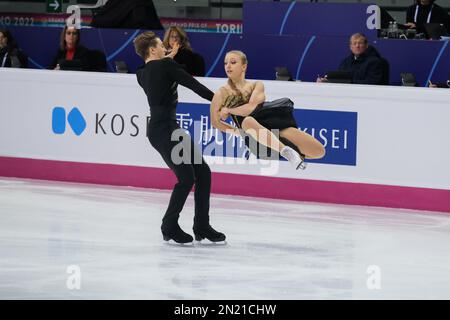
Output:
50,26,91,71
0,29,28,68
317,33,384,85
405,0,450,35
163,26,206,77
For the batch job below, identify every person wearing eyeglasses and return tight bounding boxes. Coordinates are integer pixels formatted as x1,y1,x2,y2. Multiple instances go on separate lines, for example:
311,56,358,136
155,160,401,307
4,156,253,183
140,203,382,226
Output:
50,26,91,71
162,26,206,77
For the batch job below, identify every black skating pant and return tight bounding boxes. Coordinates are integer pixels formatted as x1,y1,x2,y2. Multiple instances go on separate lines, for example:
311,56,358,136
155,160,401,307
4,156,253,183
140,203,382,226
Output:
148,121,211,232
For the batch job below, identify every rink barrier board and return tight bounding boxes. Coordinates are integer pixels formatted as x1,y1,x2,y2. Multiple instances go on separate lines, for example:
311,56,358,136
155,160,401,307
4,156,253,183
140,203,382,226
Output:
0,156,449,214
1,69,450,213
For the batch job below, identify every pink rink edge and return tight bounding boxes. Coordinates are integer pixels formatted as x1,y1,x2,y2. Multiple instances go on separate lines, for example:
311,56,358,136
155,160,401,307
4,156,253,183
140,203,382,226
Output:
1,156,449,213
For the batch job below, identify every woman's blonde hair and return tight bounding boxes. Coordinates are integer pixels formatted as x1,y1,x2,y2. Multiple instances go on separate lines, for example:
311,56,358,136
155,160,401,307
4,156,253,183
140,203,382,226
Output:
226,50,248,66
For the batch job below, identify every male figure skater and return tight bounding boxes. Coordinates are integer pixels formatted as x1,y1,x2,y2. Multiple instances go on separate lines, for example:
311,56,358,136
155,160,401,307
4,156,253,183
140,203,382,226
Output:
133,31,226,244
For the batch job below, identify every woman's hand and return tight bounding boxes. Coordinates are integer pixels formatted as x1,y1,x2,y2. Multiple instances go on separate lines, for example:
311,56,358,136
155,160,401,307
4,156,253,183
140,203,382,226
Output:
166,42,180,59
219,107,230,121
405,22,416,29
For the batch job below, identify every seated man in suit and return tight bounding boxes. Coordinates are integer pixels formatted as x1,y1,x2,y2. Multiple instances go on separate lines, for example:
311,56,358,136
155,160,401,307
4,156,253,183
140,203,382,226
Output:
317,33,385,85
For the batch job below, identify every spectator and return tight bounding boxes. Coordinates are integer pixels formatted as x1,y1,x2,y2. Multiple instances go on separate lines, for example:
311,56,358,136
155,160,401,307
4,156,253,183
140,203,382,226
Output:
317,33,385,85
0,29,28,68
405,0,450,35
163,26,205,77
50,26,91,71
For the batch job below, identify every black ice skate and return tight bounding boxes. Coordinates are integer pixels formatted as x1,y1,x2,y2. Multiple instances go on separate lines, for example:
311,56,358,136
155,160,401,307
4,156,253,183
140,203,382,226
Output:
162,225,193,245
193,225,226,245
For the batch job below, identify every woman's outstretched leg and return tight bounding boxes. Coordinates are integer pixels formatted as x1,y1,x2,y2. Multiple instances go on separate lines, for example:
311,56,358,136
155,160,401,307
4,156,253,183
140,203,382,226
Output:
241,116,285,152
241,116,306,169
280,127,325,159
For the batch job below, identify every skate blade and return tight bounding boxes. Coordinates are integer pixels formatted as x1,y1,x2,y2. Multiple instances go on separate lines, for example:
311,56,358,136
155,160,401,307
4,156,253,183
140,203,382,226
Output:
164,239,194,246
296,161,307,170
195,239,227,246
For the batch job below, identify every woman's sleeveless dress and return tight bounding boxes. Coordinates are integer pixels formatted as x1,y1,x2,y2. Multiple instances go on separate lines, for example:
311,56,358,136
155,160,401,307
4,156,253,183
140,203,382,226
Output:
221,92,298,130
221,91,303,159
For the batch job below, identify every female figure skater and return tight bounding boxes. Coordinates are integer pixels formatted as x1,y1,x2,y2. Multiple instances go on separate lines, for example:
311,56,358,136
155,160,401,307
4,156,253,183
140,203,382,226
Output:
133,31,225,245
210,50,325,168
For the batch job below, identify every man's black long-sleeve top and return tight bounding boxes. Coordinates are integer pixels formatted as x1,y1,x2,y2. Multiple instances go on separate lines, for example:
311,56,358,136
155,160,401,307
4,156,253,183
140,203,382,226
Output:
136,57,213,123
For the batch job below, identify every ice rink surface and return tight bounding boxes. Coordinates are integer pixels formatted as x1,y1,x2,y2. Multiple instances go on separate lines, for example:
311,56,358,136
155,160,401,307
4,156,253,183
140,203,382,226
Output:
0,177,449,299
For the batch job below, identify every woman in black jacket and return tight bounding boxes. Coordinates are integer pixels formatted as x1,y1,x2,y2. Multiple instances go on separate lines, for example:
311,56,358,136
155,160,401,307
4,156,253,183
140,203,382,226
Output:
50,26,91,71
163,26,205,77
0,29,28,68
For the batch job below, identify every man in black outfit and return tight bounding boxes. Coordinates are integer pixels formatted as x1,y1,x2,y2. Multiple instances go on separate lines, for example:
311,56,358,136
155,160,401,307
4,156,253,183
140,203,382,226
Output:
133,31,226,245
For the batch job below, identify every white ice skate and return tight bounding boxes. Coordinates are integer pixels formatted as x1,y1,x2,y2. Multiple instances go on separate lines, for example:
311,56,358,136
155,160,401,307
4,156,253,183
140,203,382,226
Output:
280,146,307,170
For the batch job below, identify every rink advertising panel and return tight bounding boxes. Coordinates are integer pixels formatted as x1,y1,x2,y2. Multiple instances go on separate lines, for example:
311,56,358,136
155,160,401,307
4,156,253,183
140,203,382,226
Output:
176,103,358,166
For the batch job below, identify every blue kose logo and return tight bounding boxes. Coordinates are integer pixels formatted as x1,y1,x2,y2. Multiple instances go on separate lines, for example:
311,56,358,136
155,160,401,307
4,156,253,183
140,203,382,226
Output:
52,107,86,136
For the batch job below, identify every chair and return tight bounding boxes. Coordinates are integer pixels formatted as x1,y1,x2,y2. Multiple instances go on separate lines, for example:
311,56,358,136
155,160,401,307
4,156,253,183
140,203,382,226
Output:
400,72,417,87
10,56,22,68
379,57,390,85
115,61,128,73
191,52,205,77
88,49,107,72
275,67,293,81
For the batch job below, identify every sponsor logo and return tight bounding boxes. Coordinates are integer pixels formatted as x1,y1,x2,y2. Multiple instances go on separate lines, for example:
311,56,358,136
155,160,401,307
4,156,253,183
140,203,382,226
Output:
52,107,86,136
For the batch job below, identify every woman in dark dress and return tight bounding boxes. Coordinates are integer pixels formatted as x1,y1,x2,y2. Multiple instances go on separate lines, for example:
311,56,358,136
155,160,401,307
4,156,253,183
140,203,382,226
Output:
210,50,325,170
